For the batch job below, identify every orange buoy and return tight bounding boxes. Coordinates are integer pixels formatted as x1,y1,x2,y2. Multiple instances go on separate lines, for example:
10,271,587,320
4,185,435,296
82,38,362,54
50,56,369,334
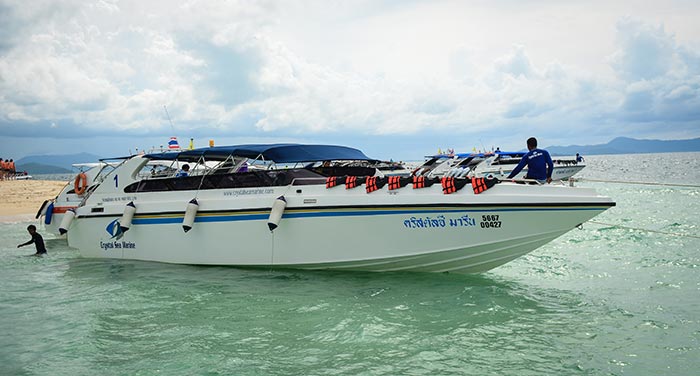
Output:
74,172,88,195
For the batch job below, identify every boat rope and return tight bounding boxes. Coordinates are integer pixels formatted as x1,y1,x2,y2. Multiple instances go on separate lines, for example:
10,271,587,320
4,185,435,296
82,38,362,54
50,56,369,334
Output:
270,231,275,268
194,155,210,199
587,220,700,239
576,178,700,188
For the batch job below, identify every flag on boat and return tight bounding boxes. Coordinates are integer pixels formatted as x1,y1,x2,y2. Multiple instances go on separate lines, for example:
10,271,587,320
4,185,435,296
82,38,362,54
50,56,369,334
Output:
168,137,180,150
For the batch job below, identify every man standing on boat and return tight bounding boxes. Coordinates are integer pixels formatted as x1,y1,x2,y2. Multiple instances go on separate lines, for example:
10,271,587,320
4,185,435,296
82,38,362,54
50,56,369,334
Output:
507,137,553,184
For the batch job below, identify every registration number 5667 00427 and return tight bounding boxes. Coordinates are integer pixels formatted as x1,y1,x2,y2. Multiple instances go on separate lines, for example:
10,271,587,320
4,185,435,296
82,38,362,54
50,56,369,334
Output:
481,214,502,228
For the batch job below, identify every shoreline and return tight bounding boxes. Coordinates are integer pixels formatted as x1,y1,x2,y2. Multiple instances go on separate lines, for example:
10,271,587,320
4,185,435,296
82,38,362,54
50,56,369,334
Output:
0,180,67,218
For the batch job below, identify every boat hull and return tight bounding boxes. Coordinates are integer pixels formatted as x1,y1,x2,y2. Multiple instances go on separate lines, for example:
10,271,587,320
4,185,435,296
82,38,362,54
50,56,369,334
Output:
67,185,612,273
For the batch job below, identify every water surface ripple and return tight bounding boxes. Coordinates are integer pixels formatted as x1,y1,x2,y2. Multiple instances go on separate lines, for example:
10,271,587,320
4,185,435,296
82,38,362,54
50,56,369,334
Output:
1,152,698,375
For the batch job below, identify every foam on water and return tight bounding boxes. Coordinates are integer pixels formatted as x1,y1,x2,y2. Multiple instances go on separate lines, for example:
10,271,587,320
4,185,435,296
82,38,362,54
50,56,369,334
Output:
1,152,698,375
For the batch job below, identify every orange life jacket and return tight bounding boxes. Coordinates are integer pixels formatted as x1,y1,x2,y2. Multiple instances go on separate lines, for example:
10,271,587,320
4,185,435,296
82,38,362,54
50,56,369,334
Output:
472,177,487,194
365,176,377,193
326,176,345,188
346,176,358,189
388,176,401,190
413,176,425,189
413,176,441,189
441,177,456,194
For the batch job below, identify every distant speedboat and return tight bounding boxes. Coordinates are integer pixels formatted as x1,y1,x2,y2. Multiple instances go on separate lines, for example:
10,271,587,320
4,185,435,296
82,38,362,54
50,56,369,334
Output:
413,152,585,181
412,152,491,178
467,152,586,180
62,143,614,273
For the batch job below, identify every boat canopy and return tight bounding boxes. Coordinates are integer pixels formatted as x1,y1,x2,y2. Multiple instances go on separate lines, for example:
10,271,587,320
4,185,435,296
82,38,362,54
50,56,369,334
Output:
143,143,376,163
494,152,526,158
424,151,511,159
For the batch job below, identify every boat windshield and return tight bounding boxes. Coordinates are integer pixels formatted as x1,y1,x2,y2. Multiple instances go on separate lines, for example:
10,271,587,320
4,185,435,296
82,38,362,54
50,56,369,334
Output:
124,157,378,193
492,154,525,165
455,156,487,168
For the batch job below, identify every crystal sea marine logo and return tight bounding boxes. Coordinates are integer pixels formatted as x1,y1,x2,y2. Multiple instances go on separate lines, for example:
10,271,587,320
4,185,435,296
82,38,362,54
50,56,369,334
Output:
106,219,125,240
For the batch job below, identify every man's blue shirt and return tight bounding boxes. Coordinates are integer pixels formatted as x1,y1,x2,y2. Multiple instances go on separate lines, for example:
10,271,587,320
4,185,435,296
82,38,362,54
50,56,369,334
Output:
507,148,553,180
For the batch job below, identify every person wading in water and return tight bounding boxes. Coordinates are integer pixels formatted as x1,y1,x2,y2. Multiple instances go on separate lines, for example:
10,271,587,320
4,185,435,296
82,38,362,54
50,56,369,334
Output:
17,225,47,256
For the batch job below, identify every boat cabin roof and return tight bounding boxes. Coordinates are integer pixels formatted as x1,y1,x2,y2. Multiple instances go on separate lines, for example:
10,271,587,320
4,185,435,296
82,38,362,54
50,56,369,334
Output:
142,143,376,163
425,151,526,160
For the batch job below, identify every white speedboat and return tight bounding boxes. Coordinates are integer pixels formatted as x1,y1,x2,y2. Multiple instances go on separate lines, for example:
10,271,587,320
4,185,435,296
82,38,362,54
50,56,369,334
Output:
412,153,491,178
63,144,614,273
416,152,586,180
466,152,586,180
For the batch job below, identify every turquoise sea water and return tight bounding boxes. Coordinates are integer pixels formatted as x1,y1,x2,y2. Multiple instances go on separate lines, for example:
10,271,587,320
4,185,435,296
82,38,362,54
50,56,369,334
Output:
1,152,699,375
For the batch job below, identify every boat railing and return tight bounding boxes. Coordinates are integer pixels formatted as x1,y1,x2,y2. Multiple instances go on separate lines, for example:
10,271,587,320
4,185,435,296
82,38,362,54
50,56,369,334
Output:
508,177,550,185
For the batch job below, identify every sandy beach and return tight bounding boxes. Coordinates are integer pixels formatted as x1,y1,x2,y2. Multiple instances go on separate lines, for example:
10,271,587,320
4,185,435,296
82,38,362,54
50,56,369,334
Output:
0,180,67,218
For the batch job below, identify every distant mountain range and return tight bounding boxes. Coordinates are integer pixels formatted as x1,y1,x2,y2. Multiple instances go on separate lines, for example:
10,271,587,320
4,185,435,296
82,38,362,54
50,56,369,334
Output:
15,162,72,174
11,137,700,174
546,137,700,156
16,152,102,174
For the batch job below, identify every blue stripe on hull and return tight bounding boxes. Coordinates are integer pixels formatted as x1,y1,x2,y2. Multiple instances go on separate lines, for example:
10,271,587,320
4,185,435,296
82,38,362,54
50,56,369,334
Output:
131,206,607,225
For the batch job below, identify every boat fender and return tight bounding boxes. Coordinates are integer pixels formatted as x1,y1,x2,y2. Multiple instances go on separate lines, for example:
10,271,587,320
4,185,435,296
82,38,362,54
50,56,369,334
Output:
182,198,199,233
36,199,50,219
58,208,76,235
267,196,287,231
119,201,137,233
44,202,55,225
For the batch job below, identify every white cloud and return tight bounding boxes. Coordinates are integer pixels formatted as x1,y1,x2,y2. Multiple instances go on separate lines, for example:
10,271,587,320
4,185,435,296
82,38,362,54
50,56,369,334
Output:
609,18,700,124
611,19,676,80
494,46,536,79
0,0,698,158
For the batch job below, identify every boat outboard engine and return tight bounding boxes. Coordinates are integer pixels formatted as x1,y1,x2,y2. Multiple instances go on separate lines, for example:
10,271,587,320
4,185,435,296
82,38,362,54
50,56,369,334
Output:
58,208,76,235
182,198,199,233
267,196,287,231
119,201,136,233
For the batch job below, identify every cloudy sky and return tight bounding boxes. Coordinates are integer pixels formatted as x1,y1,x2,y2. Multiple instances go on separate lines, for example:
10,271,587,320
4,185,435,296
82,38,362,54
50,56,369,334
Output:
1,0,699,160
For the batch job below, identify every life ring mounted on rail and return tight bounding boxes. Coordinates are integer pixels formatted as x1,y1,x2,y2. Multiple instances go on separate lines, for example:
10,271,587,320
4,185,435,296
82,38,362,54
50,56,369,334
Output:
74,172,88,195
